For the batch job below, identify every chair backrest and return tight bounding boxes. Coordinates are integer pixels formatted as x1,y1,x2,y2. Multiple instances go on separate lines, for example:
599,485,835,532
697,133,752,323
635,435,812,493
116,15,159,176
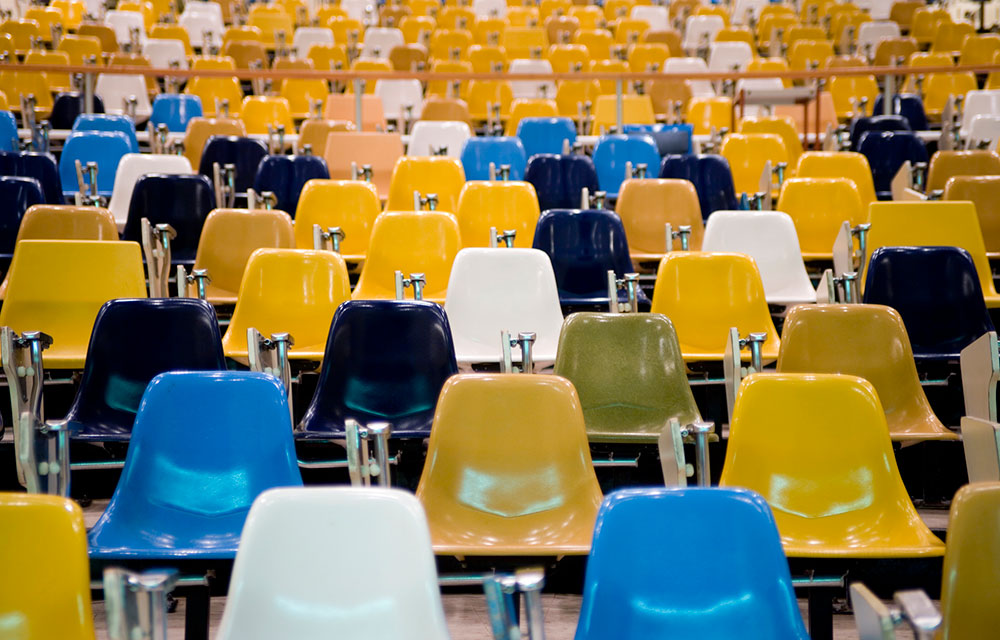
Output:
777,303,958,440
293,179,380,257
575,487,808,640
49,91,106,130
87,371,303,558
407,120,473,158
182,117,246,169
454,180,540,248
0,494,96,640
71,113,139,153
719,132,788,195
299,300,458,437
58,130,132,197
795,150,877,209
122,173,216,263
94,73,152,117
872,92,928,130
719,373,945,557
592,133,661,198
13,205,117,244
386,155,466,212
553,312,700,441
374,78,424,120
848,114,911,151
524,153,599,211
623,124,694,156
516,116,577,158
198,135,270,193
64,298,227,437
0,240,147,369
858,129,928,195
222,248,352,361
960,89,1000,135
150,94,203,133
0,176,44,255
460,136,528,181
776,177,864,258
650,252,779,361
108,153,194,227
945,175,1000,253
252,154,330,216
323,130,403,197
927,150,1000,192
415,373,603,555
658,154,738,217
615,178,704,255
0,150,62,205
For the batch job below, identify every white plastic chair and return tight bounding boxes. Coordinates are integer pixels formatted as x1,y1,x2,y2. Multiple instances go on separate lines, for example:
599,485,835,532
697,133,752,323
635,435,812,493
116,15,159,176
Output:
293,27,334,56
104,10,146,48
215,487,452,640
701,210,817,305
961,90,1000,137
856,0,895,21
708,42,753,73
472,0,506,19
143,39,188,69
180,0,223,21
630,5,669,30
966,114,1000,150
444,248,564,366
361,27,405,59
508,59,557,100
664,58,714,97
108,153,194,230
856,21,902,59
375,79,424,121
341,0,375,22
682,15,724,53
95,74,153,121
407,120,472,157
179,11,225,49
731,0,767,25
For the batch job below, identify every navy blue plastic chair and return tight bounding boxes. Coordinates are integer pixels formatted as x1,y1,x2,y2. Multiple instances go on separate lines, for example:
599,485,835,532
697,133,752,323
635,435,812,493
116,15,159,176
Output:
0,111,17,152
0,151,63,204
575,487,809,640
659,154,738,218
252,154,330,216
593,134,661,199
87,371,303,559
198,135,269,195
524,154,599,211
623,123,694,155
0,176,43,257
849,114,911,152
49,92,105,130
150,94,203,133
872,93,928,131
858,130,928,199
863,246,995,359
299,300,458,439
516,116,577,159
58,130,132,199
66,299,227,442
532,208,650,308
122,173,216,264
71,114,140,153
460,136,528,181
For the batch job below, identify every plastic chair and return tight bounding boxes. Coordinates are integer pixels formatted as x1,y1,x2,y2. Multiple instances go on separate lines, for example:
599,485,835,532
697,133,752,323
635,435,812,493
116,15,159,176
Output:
324,94,387,131
592,134,661,199
386,156,465,212
122,174,216,264
959,90,1000,137
185,76,244,117
794,151,877,210
622,124,694,156
739,116,803,169
71,113,140,153
252,154,330,216
144,37,189,68
107,153,193,229
553,313,700,442
49,92,106,130
865,201,1000,308
719,373,946,558
701,210,815,305
776,177,864,259
416,373,603,555
373,79,423,122
88,371,303,559
575,487,809,640
591,95,656,135
871,93,928,131
198,136,269,196
508,58,556,101
460,136,527,181
926,150,1000,192
454,180,539,249
58,130,132,199
0,494,96,640
945,175,1000,254
406,120,472,159
352,211,461,303
444,248,563,365
531,208,649,308
719,132,788,196
293,26,334,55
216,487,451,640
94,74,151,121
182,117,245,170
64,299,226,441
298,300,457,438
293,179,379,259
848,114,911,152
658,154,738,218
0,150,63,205
524,154,599,211
0,240,146,369
650,253,780,362
323,131,403,198
0,176,44,257
858,130,928,200
616,178,704,263
150,94,203,133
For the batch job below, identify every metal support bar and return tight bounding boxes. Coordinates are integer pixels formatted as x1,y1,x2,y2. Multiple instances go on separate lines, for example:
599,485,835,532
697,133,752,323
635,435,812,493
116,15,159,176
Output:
664,223,692,252
607,271,640,313
104,568,179,640
500,330,537,374
344,418,393,487
394,271,426,300
141,219,176,298
176,266,211,300
246,329,295,417
488,227,517,248
313,225,346,252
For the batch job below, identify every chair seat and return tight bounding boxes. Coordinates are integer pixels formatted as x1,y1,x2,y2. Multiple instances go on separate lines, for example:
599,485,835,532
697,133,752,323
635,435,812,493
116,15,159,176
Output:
68,421,132,442
582,405,677,443
297,417,433,440
89,537,240,560
679,344,780,363
455,342,557,366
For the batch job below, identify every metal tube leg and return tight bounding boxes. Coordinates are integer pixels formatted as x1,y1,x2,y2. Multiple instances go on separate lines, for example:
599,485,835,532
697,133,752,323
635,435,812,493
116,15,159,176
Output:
184,584,211,640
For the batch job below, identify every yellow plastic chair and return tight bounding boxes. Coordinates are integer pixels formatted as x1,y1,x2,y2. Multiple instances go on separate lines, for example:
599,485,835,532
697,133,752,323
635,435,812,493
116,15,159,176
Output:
715,26,755,49
613,18,647,46
117,0,155,28
407,0,438,18
400,15,435,45
756,15,799,50
249,12,295,47
590,58,630,96
0,18,41,51
23,7,62,43
0,240,146,369
720,132,788,195
746,56,792,87
539,0,571,21
776,177,863,259
455,180,540,248
351,210,461,303
555,79,602,118
475,17,506,45
438,6,476,30
468,43,507,72
293,179,381,261
420,96,473,123
873,36,918,66
348,59,393,94
279,78,329,119
569,5,603,30
297,119,353,153
415,373,603,556
426,60,472,99
739,115,803,168
544,15,579,47
644,28,683,56
687,96,733,134
591,94,655,133
945,175,1000,255
719,373,946,558
865,201,1000,307
794,151,876,210
191,55,236,71
429,28,473,60
604,0,635,21
223,25,265,47
910,7,950,46
182,117,247,170
922,72,977,119
58,34,104,65
323,131,402,197
0,494,96,640
24,50,72,93
185,77,244,117
222,248,351,362
930,19,973,54
241,96,295,135
650,252,780,362
627,42,669,71
787,38,834,71
507,5,541,27
503,99,559,136
51,0,86,31
386,155,466,212
77,23,118,53
502,26,548,58
927,149,1000,192
616,178,704,265
308,43,349,71
0,71,53,118
149,23,193,54
777,304,958,441
573,28,614,60
649,78,692,118
192,209,295,304
549,43,590,72
827,75,879,120
960,34,1000,66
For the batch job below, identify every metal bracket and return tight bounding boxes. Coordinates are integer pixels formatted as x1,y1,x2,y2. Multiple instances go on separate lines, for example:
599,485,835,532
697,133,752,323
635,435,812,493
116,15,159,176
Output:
212,162,236,208
140,219,176,298
247,329,295,416
345,419,392,487
32,119,50,153
247,189,278,211
500,330,536,374
657,416,714,487
267,124,286,154
104,568,179,640
488,162,511,181
665,223,692,252
850,223,871,272
483,568,547,640
723,327,767,422
832,271,861,303
74,159,104,207
313,225,346,252
607,271,640,313
625,161,647,179
350,162,374,182
488,227,516,248
413,191,438,211
176,266,210,300
394,271,426,300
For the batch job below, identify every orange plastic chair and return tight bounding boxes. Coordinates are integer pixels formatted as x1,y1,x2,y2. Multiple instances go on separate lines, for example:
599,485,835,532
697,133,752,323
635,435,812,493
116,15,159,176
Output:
323,131,403,197
615,178,704,266
927,150,1000,192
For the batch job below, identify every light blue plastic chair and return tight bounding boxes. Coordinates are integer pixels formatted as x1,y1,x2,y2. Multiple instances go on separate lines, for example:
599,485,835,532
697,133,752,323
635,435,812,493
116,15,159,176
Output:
0,111,18,152
71,114,140,153
575,487,810,640
592,133,661,199
58,130,132,199
459,136,528,181
516,117,577,159
150,94,204,133
87,371,303,559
